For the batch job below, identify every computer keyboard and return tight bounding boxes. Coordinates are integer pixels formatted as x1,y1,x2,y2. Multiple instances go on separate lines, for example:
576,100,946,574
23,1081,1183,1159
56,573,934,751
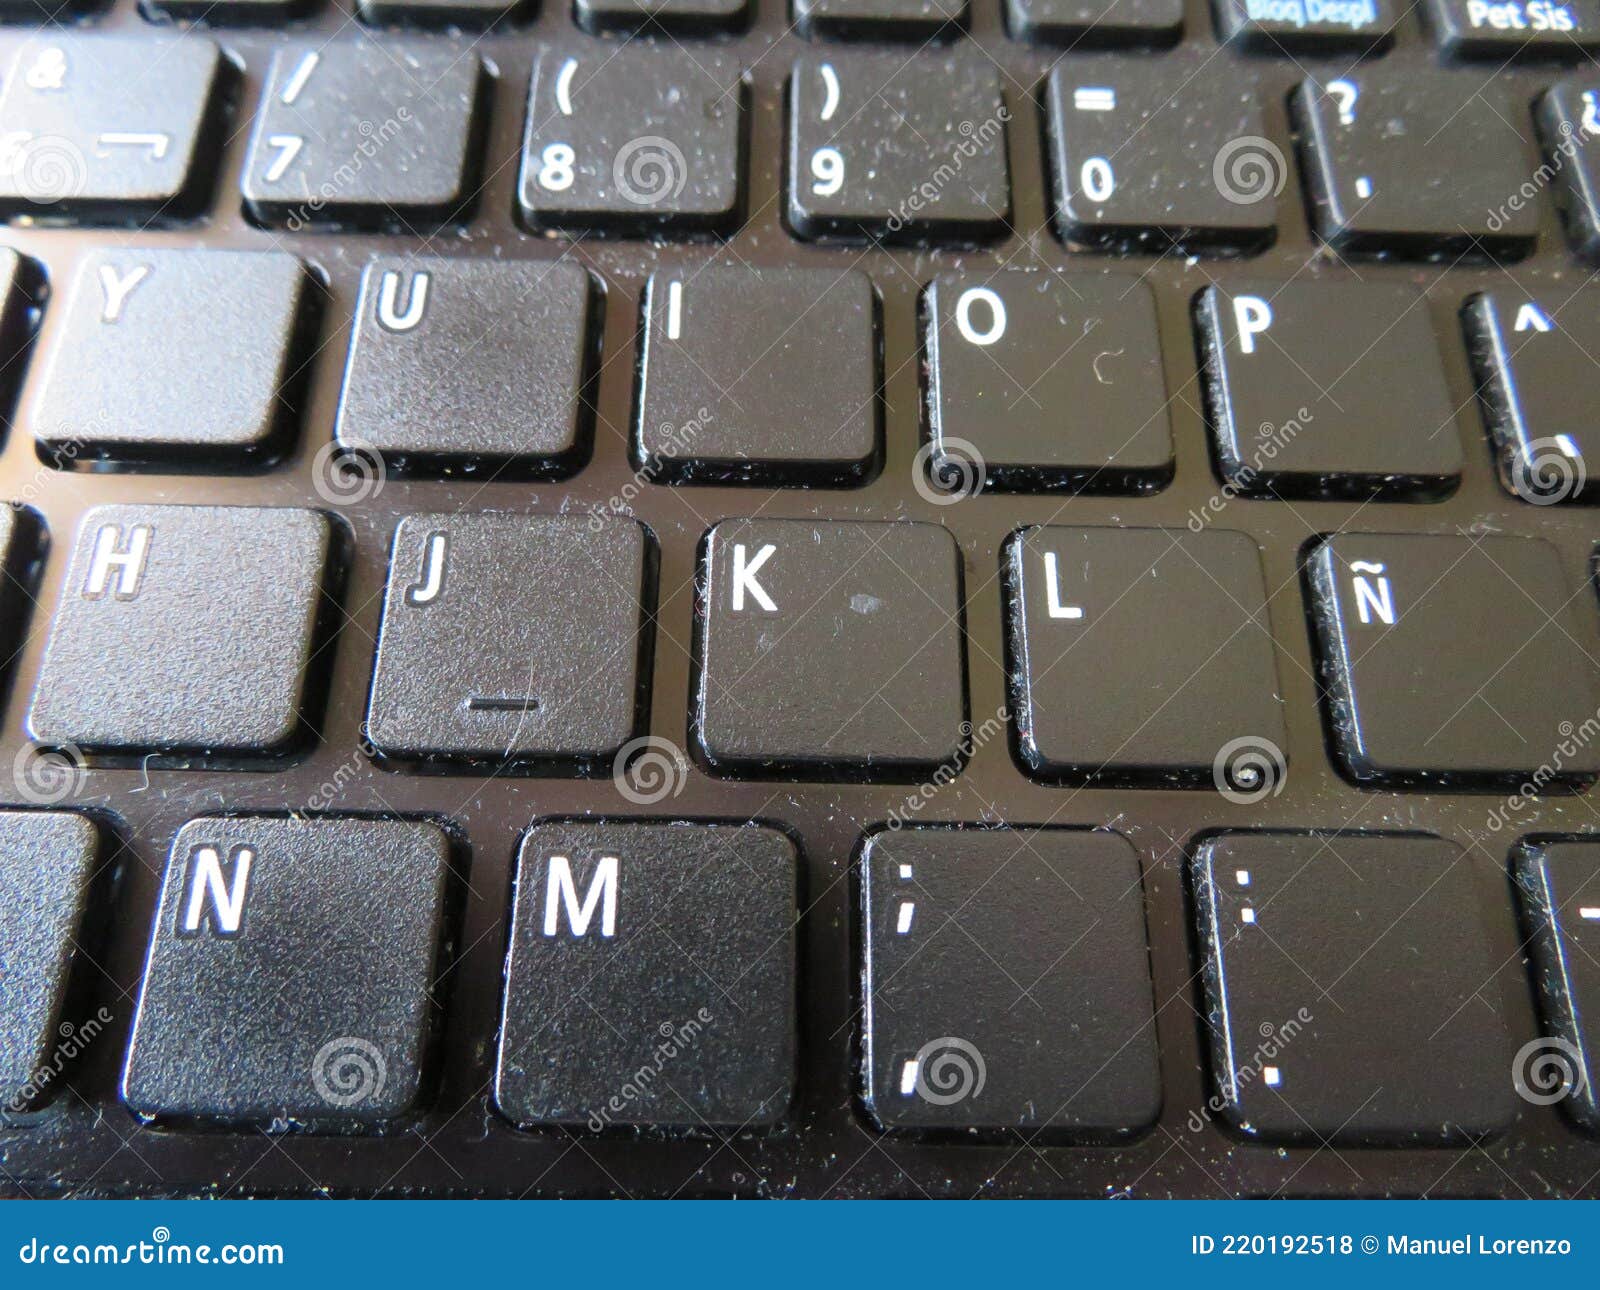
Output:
0,0,1598,1201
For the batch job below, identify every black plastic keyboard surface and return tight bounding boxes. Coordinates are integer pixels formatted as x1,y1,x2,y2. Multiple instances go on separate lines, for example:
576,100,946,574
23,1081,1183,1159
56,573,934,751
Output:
0,0,1599,1200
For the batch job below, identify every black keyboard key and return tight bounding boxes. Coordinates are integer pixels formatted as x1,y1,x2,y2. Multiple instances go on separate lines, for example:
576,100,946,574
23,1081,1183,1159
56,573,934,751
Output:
1425,0,1600,57
1195,281,1462,499
861,827,1160,1136
147,0,313,20
787,52,1011,243
1306,532,1600,786
0,247,41,416
519,47,743,235
122,816,453,1126
0,505,39,684
1193,832,1518,1142
1004,526,1286,785
1215,0,1398,50
28,505,338,760
0,35,226,223
0,812,103,1120
1514,839,1600,1131
496,821,797,1128
576,0,746,28
357,0,520,23
1045,58,1278,254
243,41,485,229
634,267,879,486
1007,0,1183,45
365,515,654,767
336,258,594,475
27,249,316,467
694,519,966,779
923,272,1172,493
1464,291,1599,503
794,0,967,37
1538,82,1600,260
1293,73,1539,259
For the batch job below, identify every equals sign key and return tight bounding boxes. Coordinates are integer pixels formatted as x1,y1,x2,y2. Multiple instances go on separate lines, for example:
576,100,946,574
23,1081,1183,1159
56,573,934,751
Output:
1074,87,1116,112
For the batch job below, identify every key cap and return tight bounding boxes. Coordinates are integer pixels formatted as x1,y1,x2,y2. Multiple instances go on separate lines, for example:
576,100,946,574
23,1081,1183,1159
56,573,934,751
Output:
1514,839,1600,1131
0,812,103,1120
634,267,879,486
496,821,796,1129
576,0,748,28
1194,832,1518,1142
1004,526,1286,786
519,47,743,235
1464,291,1600,503
336,258,595,475
0,248,41,417
861,827,1160,1136
1305,533,1600,786
1538,82,1600,261
923,271,1173,493
1215,0,1398,50
1007,0,1183,45
1195,281,1462,499
28,505,339,760
694,519,966,779
1045,58,1278,254
0,35,226,223
0,0,91,15
357,0,520,23
794,0,967,38
365,515,654,767
122,816,453,1126
148,0,313,20
787,52,1011,243
243,41,485,229
1425,0,1600,57
0,505,40,685
27,249,316,467
1293,73,1539,259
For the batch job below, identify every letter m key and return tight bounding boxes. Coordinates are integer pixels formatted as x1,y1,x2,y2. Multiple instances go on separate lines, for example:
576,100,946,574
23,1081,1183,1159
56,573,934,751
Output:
542,854,619,938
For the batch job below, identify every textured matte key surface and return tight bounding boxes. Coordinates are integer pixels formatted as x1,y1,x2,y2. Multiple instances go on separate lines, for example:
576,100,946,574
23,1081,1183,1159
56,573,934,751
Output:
27,249,314,466
0,247,40,418
336,258,594,474
0,812,101,1119
122,816,453,1126
148,0,310,18
1306,532,1600,785
1007,0,1182,43
694,519,966,778
357,0,521,22
634,267,879,486
365,515,653,766
496,821,797,1129
1515,839,1600,1132
787,52,1011,243
1293,73,1539,259
28,505,337,758
0,35,225,222
794,0,967,36
1539,82,1600,262
1195,281,1462,499
1045,58,1277,253
243,41,484,228
923,271,1172,493
575,0,748,29
861,827,1160,1136
1465,291,1600,503
1425,0,1600,56
519,47,743,234
1193,832,1519,1142
1215,0,1397,49
1004,526,1286,785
